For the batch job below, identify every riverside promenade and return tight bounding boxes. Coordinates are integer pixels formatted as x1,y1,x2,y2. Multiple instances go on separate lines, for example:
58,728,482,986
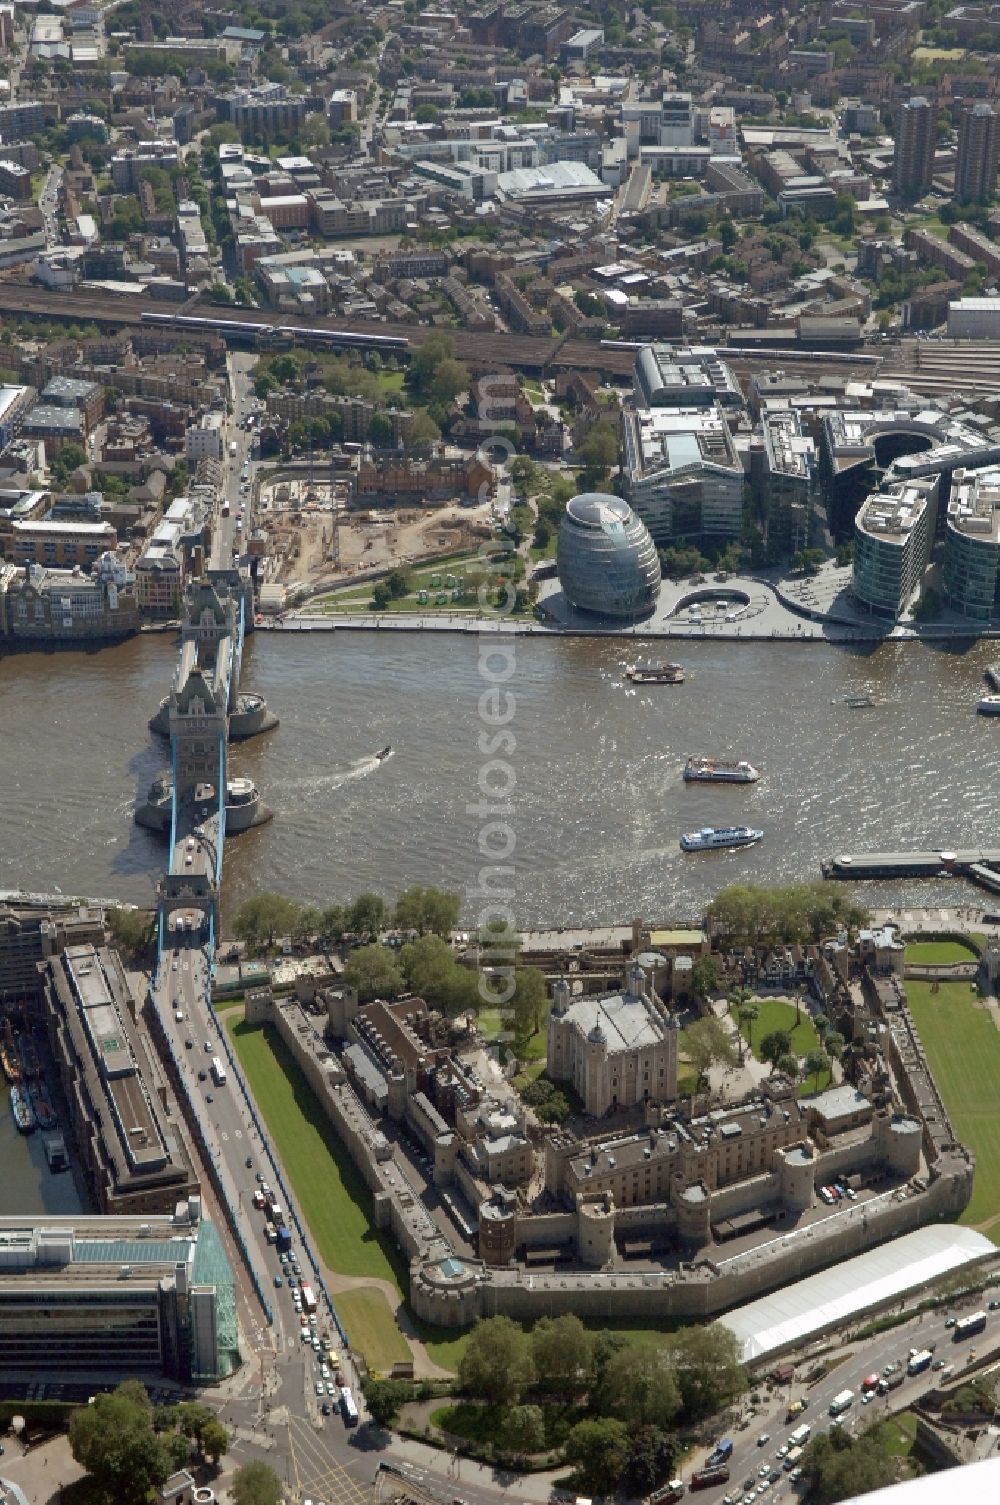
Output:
274,562,1000,645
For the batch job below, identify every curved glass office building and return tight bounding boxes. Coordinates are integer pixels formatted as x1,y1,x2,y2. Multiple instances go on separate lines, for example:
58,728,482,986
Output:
556,492,661,618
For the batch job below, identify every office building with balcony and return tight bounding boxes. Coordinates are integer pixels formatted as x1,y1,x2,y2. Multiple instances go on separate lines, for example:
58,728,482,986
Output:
9,519,117,569
622,402,745,545
852,478,936,617
942,465,1000,619
756,408,819,552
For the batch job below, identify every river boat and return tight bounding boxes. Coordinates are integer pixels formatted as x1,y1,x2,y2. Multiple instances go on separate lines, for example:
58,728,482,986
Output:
680,825,764,852
0,1042,21,1083
684,757,760,784
624,663,685,685
9,1083,35,1133
375,745,393,762
28,1080,57,1131
17,1032,39,1080
977,696,1000,716
845,694,875,709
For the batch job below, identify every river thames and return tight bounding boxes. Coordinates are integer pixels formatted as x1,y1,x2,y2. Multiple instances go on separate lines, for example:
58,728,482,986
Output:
3,630,1000,924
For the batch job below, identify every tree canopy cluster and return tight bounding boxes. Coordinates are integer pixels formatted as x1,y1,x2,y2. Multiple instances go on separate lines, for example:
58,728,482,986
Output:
800,1422,902,1503
232,885,462,955
705,881,870,945
68,1382,229,1505
449,1316,746,1492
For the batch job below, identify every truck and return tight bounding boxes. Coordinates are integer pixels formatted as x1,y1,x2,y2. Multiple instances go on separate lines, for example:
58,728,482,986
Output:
782,1448,804,1474
829,1389,854,1417
705,1440,733,1468
877,1370,905,1396
908,1350,933,1376
646,1482,685,1505
689,1467,729,1490
229,441,237,457
276,1225,292,1254
788,1424,811,1448
954,1310,987,1341
786,1398,808,1422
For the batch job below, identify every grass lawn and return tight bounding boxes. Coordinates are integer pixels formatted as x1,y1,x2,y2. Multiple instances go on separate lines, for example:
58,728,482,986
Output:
878,1411,918,1459
529,533,557,562
375,369,405,396
514,1058,547,1089
227,1017,403,1290
418,1314,686,1375
904,939,978,965
903,979,1000,1234
431,1400,584,1450
746,997,819,1058
213,998,247,1015
480,1006,548,1061
305,549,533,618
335,1286,412,1372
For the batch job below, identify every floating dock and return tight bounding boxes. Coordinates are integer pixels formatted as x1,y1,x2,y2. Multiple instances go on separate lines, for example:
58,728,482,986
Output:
822,848,1000,880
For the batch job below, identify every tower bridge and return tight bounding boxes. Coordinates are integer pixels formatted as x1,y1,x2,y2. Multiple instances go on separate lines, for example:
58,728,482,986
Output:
135,573,277,945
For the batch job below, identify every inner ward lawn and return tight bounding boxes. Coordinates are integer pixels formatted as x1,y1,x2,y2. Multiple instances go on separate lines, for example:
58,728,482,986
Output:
746,996,819,1058
227,1017,403,1290
904,979,1000,1234
904,939,979,965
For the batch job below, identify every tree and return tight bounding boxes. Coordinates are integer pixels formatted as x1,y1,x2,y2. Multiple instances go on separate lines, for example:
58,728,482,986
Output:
590,1327,630,1391
106,906,154,958
399,933,478,1014
777,1052,800,1080
824,1030,845,1060
408,407,441,444
319,904,348,946
684,1015,737,1088
343,944,404,1002
430,356,469,405
231,1461,283,1505
577,420,618,479
371,583,391,611
667,1323,747,1421
564,1417,631,1493
69,1381,179,1505
689,953,720,1002
364,1378,409,1428
624,1425,679,1495
512,966,548,1051
200,1419,229,1466
500,1403,546,1456
600,1344,682,1429
706,882,870,947
759,1029,793,1070
368,412,394,448
233,892,301,953
349,891,386,941
457,1316,534,1406
804,1047,831,1092
291,905,322,945
737,1003,760,1060
801,1424,897,1505
394,885,460,937
531,1314,593,1398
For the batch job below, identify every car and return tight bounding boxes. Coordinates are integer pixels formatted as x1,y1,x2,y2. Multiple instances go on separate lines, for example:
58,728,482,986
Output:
758,1435,771,1448
273,1275,283,1288
776,1444,790,1458
315,1381,325,1396
185,1038,194,1049
945,1316,957,1328
744,1496,756,1505
789,1468,803,1483
320,1363,330,1379
312,1337,322,1351
321,1402,331,1416
759,1466,770,1478
744,1478,756,1492
198,1070,207,1082
292,1261,301,1275
767,1472,781,1485
246,1157,253,1169
204,1042,213,1053
932,1359,946,1370
723,1496,735,1505
326,1382,337,1395
757,1484,769,1496
256,1172,265,1183
280,1252,290,1265
288,1275,298,1290
988,1300,1000,1311
206,1094,214,1103
861,1392,874,1404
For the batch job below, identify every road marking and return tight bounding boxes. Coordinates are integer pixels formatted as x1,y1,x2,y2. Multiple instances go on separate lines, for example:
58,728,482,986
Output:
287,1412,366,1505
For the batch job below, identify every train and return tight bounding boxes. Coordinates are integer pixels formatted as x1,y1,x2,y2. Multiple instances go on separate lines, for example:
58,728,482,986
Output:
139,310,409,352
597,339,880,367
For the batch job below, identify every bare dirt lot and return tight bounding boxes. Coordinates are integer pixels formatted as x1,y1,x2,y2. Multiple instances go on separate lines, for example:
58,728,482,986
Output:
257,475,492,589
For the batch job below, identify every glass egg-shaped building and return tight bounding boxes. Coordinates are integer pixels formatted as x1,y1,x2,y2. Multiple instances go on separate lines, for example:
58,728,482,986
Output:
556,492,661,618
